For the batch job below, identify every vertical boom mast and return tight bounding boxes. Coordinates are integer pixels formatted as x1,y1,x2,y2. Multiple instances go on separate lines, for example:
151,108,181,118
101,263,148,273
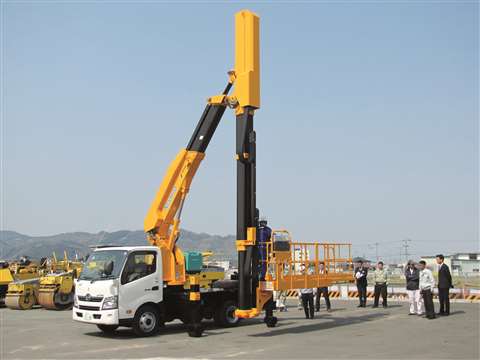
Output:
144,10,265,315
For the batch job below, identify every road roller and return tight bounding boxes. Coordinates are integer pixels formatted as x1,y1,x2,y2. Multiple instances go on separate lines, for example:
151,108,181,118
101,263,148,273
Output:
37,271,75,310
0,261,13,306
37,251,83,310
1,257,44,307
5,278,40,310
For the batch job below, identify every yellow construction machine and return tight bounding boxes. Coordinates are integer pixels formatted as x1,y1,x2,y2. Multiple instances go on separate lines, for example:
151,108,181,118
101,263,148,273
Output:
73,10,354,337
38,251,83,310
4,256,45,310
5,252,83,310
0,261,14,305
5,279,41,310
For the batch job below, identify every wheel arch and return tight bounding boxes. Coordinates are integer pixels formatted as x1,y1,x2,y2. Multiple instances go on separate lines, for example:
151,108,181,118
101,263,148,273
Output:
134,301,164,318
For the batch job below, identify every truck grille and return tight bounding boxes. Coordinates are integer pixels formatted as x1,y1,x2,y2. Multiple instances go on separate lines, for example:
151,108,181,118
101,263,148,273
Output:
78,295,103,302
79,305,100,311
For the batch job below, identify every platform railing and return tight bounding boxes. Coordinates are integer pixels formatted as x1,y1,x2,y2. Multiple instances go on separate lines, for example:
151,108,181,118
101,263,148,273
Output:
260,230,353,291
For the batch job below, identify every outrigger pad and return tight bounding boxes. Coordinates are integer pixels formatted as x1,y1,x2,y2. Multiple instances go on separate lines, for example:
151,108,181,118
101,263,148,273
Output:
187,323,204,338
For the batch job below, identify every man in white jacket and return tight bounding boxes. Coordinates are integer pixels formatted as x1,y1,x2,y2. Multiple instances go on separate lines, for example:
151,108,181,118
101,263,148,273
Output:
419,260,436,320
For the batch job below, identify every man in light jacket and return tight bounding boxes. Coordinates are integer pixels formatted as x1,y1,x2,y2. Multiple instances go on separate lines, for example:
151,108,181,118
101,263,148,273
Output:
373,261,388,308
405,260,423,315
419,260,436,319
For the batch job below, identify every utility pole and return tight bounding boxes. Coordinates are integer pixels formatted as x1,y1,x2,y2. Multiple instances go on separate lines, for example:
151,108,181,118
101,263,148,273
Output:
368,242,380,263
402,239,412,263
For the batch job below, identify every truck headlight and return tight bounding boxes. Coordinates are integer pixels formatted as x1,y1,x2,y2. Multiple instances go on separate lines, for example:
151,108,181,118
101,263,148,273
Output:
74,295,78,308
102,296,118,310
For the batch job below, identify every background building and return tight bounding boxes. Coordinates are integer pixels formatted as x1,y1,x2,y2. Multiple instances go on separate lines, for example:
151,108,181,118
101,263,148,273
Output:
421,253,479,276
451,253,480,276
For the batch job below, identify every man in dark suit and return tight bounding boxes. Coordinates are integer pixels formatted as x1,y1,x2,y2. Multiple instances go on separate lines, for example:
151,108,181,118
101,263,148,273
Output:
354,260,368,307
436,254,453,316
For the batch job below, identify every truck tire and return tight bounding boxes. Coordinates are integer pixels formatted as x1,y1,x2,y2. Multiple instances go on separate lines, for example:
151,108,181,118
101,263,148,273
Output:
214,300,240,327
97,324,118,333
132,305,160,337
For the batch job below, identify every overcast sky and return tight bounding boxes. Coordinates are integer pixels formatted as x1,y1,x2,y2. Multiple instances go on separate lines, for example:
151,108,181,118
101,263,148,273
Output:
3,2,478,261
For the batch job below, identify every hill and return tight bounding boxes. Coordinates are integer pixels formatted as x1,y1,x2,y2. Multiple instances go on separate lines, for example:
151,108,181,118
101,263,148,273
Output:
0,230,236,261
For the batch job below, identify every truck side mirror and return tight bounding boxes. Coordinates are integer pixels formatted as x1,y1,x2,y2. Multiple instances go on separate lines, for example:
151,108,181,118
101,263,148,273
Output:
104,260,114,276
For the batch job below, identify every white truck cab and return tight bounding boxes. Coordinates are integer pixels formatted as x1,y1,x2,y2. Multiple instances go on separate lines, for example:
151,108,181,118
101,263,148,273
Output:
73,246,163,335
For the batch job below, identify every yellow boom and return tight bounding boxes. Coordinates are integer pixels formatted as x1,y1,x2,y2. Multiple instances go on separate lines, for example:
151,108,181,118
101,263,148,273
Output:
144,10,260,286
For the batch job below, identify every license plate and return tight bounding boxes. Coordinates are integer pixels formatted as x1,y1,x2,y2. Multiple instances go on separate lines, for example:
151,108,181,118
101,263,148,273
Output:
85,313,92,321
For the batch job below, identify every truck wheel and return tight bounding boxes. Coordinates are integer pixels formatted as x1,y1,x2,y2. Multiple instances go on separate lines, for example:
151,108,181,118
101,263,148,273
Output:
214,300,240,327
132,305,160,337
97,324,118,333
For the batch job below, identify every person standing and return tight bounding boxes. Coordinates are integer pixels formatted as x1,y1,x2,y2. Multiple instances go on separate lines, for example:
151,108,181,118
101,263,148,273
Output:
299,287,315,319
297,263,306,310
436,254,453,316
419,260,436,319
315,262,331,312
373,261,388,308
354,260,368,307
274,290,287,312
257,218,272,281
405,260,423,315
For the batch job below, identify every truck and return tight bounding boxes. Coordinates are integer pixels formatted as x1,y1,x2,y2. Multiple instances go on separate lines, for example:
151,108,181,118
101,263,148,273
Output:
73,9,353,337
73,246,240,336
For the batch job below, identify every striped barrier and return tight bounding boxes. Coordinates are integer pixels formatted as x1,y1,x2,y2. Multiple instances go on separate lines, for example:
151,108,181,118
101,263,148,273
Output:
283,285,480,302
348,291,357,298
283,290,341,298
329,291,341,298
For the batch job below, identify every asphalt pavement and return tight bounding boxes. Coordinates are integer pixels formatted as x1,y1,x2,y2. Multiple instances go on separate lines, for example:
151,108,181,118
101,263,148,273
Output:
1,300,478,359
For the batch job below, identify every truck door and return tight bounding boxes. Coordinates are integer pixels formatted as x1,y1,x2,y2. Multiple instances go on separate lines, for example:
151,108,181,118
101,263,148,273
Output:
118,250,162,319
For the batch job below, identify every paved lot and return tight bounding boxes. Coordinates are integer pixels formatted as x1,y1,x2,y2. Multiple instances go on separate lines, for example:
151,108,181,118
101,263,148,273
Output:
1,300,479,359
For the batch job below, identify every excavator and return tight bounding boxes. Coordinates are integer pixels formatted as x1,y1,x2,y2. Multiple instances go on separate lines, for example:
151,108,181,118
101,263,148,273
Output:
73,9,353,337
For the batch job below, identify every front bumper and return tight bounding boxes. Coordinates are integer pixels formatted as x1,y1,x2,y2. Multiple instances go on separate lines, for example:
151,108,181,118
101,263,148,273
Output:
72,306,119,325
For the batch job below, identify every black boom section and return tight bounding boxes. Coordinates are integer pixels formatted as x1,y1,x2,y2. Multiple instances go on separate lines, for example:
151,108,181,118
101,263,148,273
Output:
186,83,232,153
186,105,226,153
236,107,258,310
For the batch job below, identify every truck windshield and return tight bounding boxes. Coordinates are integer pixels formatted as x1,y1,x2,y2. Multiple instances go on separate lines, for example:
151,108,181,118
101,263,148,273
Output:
79,250,128,281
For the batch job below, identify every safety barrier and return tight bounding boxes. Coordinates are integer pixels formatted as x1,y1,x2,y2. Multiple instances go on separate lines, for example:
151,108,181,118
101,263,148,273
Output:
283,290,342,298
284,285,480,302
329,291,341,298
